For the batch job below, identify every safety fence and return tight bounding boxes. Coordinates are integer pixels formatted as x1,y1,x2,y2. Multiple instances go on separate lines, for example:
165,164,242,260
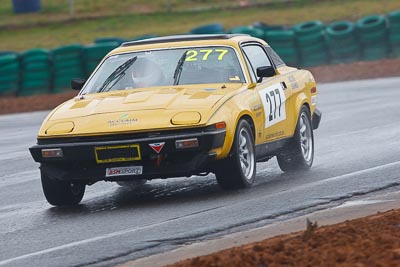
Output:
1,10,400,96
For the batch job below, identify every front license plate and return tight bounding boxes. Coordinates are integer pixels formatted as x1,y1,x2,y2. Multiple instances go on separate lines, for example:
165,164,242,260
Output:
95,144,141,164
106,166,143,177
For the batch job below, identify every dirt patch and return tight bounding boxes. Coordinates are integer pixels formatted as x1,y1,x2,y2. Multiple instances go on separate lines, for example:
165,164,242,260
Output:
1,58,400,115
0,91,76,115
168,209,400,267
309,58,400,83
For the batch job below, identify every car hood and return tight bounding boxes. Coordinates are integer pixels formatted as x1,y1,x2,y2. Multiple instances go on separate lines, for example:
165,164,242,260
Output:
39,84,245,137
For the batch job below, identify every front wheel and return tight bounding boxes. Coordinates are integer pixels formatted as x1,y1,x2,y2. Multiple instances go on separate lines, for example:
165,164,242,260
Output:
277,106,314,172
215,119,256,190
41,172,85,206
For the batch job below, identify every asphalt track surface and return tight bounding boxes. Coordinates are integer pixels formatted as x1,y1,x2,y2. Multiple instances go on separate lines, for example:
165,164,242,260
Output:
1,77,400,267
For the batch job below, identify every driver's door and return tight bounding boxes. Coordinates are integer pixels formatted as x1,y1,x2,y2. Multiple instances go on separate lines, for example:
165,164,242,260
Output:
242,43,291,143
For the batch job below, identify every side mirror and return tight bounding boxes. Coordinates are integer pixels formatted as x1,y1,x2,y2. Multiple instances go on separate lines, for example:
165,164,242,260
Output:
71,78,86,90
256,66,276,82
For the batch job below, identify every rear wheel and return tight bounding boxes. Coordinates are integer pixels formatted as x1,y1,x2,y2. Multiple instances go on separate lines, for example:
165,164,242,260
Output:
277,106,314,172
41,172,85,206
215,119,256,189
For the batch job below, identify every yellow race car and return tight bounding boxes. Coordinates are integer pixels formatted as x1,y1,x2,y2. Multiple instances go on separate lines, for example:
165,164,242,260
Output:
30,34,321,206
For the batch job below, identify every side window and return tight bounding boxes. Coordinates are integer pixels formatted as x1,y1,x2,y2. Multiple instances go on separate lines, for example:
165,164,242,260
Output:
265,46,286,67
242,45,272,79
243,53,257,82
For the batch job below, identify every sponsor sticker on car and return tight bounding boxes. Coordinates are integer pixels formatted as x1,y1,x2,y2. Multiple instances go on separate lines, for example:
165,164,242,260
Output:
106,166,143,177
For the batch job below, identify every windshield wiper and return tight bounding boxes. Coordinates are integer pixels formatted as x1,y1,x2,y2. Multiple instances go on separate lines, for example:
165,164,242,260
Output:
173,51,187,86
98,56,137,93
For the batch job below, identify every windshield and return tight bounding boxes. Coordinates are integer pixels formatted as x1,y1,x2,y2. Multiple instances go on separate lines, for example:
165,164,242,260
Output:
82,46,245,94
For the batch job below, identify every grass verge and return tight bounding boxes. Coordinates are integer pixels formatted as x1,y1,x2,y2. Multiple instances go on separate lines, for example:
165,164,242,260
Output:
0,0,399,51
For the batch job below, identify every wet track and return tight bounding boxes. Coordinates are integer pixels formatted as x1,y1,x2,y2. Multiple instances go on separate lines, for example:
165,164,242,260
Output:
1,77,400,266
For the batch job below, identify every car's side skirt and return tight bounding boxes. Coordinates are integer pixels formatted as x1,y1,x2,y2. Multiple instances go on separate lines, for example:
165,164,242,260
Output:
255,137,291,162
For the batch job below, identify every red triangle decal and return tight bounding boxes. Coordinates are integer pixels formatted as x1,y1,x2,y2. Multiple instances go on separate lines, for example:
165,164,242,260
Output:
149,142,165,154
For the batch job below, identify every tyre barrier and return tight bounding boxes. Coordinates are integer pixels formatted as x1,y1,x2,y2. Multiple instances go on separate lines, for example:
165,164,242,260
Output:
326,21,360,64
19,49,52,96
356,15,386,33
229,26,265,40
0,51,18,56
52,44,85,93
83,42,120,77
293,20,329,67
265,30,296,47
274,46,299,66
252,21,285,32
356,15,388,61
293,20,324,36
265,30,298,66
0,54,20,96
190,23,224,34
95,37,127,46
388,10,400,23
388,10,400,57
129,34,158,42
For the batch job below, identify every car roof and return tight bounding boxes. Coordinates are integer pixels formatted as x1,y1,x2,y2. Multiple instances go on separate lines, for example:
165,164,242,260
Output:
110,34,269,57
121,34,250,47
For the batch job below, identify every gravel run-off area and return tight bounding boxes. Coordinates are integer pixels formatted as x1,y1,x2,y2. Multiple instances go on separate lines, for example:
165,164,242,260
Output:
169,209,400,267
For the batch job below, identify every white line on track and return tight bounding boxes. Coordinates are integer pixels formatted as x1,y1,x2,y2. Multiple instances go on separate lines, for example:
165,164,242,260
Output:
1,160,400,266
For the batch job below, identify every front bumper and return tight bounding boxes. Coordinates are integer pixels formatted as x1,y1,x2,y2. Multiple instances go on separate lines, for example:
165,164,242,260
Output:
30,127,226,182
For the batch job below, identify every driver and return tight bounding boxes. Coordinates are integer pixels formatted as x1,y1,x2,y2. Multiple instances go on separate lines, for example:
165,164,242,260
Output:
131,57,165,88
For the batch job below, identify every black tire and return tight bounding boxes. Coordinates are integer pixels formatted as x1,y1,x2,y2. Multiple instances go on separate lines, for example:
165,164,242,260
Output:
41,172,85,206
277,106,314,172
215,119,256,190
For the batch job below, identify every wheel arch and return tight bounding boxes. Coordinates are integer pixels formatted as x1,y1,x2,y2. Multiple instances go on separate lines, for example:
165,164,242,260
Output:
207,88,259,159
237,114,256,141
294,92,310,115
212,109,257,160
302,101,311,114
291,92,311,136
